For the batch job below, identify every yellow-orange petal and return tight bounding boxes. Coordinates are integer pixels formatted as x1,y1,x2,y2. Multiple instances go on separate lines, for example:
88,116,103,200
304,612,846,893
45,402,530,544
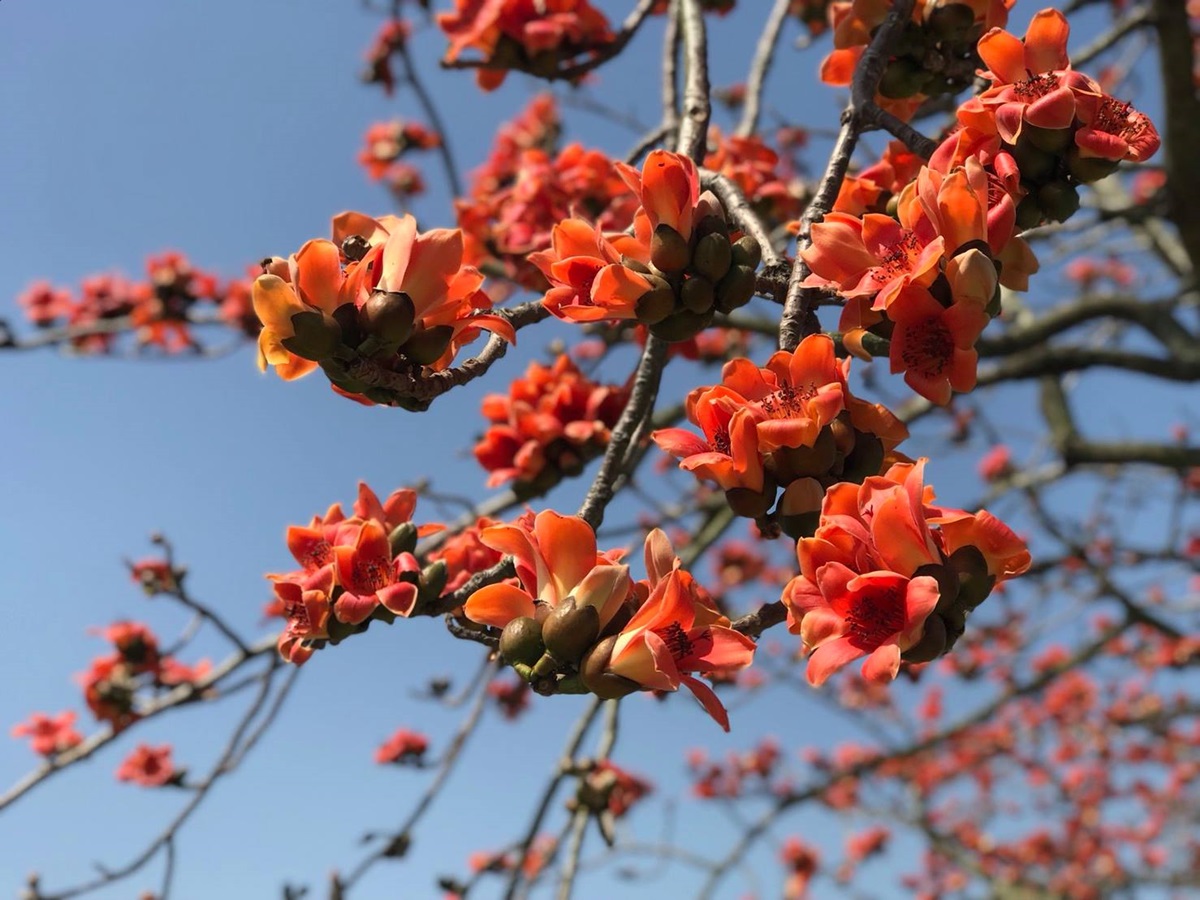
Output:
464,582,536,629
252,275,304,338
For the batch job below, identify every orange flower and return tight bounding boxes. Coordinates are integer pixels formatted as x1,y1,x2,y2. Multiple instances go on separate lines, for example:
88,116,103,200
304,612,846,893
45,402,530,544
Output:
615,149,707,242
652,387,767,493
464,511,630,631
973,9,1096,142
592,530,756,730
887,283,988,405
530,218,650,322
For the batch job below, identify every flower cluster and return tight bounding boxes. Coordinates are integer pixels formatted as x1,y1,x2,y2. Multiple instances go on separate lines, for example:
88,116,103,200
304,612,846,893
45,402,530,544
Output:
805,8,1159,405
533,150,760,342
463,512,755,729
568,761,653,819
474,355,631,493
265,482,445,664
357,120,442,205
704,129,806,233
821,0,1015,120
252,212,512,409
782,459,1030,685
653,334,907,531
438,0,615,91
75,622,210,731
688,738,782,799
17,252,257,353
804,158,1033,404
457,95,638,291
951,9,1160,227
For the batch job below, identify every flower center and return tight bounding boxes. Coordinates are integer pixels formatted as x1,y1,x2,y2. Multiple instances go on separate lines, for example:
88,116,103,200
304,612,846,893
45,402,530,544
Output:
353,557,391,592
1013,71,1060,101
710,426,731,456
901,317,954,377
660,621,695,660
845,585,907,649
761,381,816,419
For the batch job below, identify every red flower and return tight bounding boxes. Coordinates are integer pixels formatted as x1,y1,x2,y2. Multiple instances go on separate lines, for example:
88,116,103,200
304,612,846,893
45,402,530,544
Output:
116,744,179,787
374,728,430,764
333,520,422,624
11,711,83,757
887,283,989,405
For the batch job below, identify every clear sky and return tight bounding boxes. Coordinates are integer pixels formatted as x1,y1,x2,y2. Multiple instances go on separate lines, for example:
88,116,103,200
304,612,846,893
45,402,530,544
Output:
0,2,1185,899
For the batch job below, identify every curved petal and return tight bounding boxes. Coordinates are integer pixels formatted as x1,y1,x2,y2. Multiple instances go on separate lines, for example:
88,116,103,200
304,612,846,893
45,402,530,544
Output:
463,582,536,629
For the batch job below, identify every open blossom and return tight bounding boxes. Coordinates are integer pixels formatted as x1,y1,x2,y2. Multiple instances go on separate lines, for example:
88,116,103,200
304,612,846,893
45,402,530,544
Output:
783,459,1030,684
463,511,630,631
266,483,442,663
582,530,756,731
253,213,512,398
653,335,908,524
11,711,83,756
438,0,615,91
474,355,630,488
374,728,430,764
116,744,179,787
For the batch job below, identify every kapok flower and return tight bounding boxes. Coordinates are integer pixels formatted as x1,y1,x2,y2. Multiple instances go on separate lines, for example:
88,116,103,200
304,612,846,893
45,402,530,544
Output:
374,728,430,765
583,531,756,731
11,711,83,757
887,282,989,405
1073,95,1161,163
973,9,1094,142
652,388,767,494
464,511,630,633
438,0,615,91
530,218,651,322
615,149,705,243
273,578,333,665
783,459,1030,680
333,520,422,624
786,563,940,686
116,743,179,787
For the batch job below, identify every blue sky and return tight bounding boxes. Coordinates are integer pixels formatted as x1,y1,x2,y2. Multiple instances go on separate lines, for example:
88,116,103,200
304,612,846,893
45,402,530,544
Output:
0,1,1182,898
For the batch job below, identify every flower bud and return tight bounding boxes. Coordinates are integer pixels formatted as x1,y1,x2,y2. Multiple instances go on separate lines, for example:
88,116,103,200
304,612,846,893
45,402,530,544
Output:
651,224,690,274
715,264,757,313
400,324,455,366
1023,123,1073,154
1065,147,1121,184
778,477,825,540
500,616,546,667
692,233,732,282
724,485,775,519
648,309,712,342
580,636,640,699
1037,181,1081,223
540,598,601,665
730,235,762,269
359,291,416,348
341,234,371,262
878,58,930,99
926,2,975,40
680,276,715,314
900,613,947,663
635,287,676,325
417,560,448,605
388,522,419,556
282,311,342,362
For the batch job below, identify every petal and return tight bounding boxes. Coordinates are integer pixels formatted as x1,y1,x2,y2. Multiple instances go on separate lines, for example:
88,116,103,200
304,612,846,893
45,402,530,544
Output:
680,675,731,732
977,27,1026,84
463,582,536,628
379,215,419,294
1023,9,1070,74
860,643,902,683
378,582,418,617
534,511,598,600
252,275,303,337
292,240,344,313
806,636,866,686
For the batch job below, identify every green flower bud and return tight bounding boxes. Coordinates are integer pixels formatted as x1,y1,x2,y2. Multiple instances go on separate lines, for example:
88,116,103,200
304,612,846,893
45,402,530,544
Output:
900,613,948,663
400,324,455,366
1023,123,1073,154
500,616,546,667
359,290,416,348
651,223,690,274
540,598,601,666
580,636,641,699
282,311,343,362
730,235,762,269
692,233,732,282
388,522,419,556
715,264,757,313
635,287,677,325
648,309,712,342
680,276,716,314
1065,148,1121,184
878,57,928,99
724,486,775,519
1037,181,1081,223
